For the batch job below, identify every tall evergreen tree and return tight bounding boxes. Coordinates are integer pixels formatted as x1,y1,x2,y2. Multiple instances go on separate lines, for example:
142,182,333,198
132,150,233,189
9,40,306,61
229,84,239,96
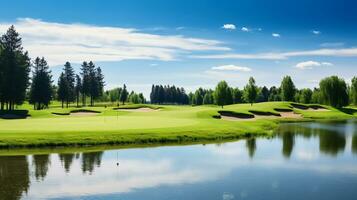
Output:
75,75,82,107
29,57,52,110
57,73,67,108
119,84,128,105
280,76,296,101
63,62,75,107
0,25,30,110
243,77,258,106
80,61,90,106
88,61,97,106
93,67,104,105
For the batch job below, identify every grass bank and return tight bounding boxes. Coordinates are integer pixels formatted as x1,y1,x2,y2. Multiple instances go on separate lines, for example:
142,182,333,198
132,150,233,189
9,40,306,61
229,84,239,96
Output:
0,102,355,150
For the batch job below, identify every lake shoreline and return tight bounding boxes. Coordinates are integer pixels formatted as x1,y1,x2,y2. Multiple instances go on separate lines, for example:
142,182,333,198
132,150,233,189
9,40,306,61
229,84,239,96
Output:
0,102,355,152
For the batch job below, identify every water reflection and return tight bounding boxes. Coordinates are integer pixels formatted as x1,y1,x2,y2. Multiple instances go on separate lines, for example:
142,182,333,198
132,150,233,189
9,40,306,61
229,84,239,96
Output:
281,132,294,158
0,120,356,200
245,138,256,158
275,121,356,157
81,151,103,174
353,134,357,154
58,153,75,173
32,155,50,180
0,156,30,200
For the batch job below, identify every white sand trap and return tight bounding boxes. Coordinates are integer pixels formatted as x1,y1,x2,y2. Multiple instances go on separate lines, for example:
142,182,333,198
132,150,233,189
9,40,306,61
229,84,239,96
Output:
118,108,159,112
279,112,303,119
70,112,98,116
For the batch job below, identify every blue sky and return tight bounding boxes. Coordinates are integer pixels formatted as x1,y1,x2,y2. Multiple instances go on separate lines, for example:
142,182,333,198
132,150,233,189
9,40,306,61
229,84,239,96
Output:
0,0,357,97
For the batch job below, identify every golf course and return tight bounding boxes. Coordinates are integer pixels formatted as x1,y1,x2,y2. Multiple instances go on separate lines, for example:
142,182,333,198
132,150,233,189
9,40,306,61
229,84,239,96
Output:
0,101,356,149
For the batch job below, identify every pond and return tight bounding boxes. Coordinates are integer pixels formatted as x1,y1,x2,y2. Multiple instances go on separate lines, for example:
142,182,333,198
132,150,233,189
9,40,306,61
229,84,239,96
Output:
1,120,357,200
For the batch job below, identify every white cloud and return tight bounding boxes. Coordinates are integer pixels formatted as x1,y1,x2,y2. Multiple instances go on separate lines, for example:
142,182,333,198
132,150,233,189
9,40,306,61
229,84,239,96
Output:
241,27,250,32
272,33,280,37
321,62,333,66
295,60,333,70
222,24,236,30
192,48,357,60
312,30,321,35
211,64,251,72
0,18,229,65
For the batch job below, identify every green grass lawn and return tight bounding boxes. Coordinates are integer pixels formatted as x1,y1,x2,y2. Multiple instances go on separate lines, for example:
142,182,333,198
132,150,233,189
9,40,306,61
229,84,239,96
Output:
0,101,355,149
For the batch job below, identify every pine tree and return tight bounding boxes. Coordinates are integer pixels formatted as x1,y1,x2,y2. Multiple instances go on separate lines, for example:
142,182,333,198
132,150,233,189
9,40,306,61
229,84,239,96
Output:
0,25,30,110
119,84,128,105
93,67,104,105
63,62,75,107
80,61,90,106
75,75,82,107
57,73,67,108
29,57,52,110
88,61,97,106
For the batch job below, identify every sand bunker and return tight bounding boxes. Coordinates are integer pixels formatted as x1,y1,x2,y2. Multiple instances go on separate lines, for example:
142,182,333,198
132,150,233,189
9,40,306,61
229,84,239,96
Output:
117,108,159,112
279,112,303,118
70,112,98,116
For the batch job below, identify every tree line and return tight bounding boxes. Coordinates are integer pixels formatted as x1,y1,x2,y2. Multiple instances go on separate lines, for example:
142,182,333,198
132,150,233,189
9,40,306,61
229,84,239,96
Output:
147,75,357,109
0,26,106,110
104,85,146,105
57,61,104,108
150,85,189,104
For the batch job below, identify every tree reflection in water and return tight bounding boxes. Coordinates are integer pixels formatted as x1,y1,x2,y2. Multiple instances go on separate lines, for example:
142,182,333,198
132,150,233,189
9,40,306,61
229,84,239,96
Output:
352,134,357,154
0,121,355,200
246,138,256,158
0,156,30,200
276,122,348,157
58,153,75,173
81,151,104,174
32,154,51,181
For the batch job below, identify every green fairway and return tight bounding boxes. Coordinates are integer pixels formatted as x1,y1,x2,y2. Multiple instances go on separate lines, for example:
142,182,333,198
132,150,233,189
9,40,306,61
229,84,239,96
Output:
0,102,355,148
